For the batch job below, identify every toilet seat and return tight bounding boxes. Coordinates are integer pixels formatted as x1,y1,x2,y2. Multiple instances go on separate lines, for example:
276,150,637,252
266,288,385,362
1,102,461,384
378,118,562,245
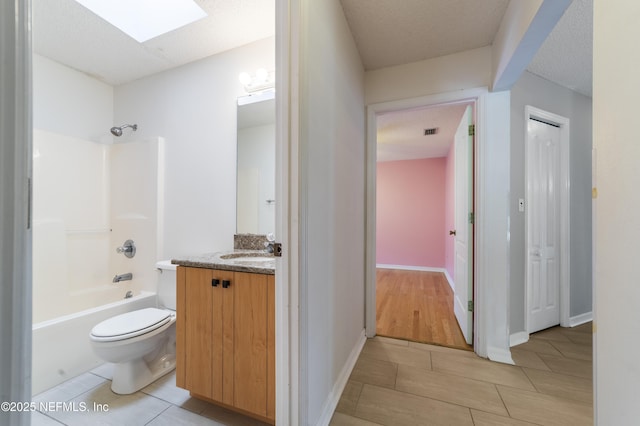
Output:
90,308,173,342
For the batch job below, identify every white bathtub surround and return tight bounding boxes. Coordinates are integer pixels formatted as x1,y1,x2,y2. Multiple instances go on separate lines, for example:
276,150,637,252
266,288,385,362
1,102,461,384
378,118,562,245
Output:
32,130,165,323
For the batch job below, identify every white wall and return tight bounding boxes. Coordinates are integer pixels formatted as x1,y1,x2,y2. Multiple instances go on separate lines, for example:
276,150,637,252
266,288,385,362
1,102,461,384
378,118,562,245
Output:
593,2,640,423
365,46,492,105
510,71,592,334
114,37,275,259
298,0,366,423
33,54,113,141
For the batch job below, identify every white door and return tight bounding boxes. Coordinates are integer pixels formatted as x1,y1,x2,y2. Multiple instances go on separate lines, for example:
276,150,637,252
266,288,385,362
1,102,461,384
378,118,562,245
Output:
453,105,473,345
527,118,561,332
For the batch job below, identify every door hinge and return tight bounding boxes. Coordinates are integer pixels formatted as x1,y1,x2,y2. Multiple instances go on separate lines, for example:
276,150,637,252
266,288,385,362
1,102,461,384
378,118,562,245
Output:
468,124,475,136
468,212,474,224
273,242,282,257
468,300,474,312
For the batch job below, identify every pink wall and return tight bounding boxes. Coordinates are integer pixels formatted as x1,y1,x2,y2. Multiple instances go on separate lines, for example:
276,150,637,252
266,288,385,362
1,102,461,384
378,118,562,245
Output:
376,158,447,267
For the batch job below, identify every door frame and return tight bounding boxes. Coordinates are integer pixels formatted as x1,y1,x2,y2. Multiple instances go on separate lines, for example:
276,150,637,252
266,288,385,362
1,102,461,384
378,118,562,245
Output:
524,105,571,332
365,88,485,354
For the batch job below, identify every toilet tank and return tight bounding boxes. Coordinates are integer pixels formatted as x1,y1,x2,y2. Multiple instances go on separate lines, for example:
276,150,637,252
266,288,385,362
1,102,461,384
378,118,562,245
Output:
156,260,177,310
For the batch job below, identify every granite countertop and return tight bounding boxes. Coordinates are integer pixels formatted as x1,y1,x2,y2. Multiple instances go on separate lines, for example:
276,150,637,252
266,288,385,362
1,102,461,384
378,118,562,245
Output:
171,250,275,275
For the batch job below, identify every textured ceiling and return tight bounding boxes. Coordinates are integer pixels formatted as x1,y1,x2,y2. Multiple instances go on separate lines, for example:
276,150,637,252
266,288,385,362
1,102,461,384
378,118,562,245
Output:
527,0,593,97
377,103,471,162
33,0,275,85
340,0,510,70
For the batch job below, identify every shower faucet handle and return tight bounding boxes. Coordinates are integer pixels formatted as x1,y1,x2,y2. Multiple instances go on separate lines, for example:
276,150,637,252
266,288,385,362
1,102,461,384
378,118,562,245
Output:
116,239,136,258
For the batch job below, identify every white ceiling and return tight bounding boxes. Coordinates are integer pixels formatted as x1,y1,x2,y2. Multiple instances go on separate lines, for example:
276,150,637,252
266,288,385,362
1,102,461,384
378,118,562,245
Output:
32,0,276,86
33,0,592,161
340,0,511,71
527,0,593,98
377,103,471,162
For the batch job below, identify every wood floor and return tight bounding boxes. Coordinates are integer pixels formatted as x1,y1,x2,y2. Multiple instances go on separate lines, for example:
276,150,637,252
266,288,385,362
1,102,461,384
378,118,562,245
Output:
376,269,472,351
331,323,593,426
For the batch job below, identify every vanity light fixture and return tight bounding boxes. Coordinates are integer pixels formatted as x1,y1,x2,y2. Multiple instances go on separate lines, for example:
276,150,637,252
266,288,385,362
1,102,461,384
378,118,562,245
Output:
74,0,207,43
239,68,275,94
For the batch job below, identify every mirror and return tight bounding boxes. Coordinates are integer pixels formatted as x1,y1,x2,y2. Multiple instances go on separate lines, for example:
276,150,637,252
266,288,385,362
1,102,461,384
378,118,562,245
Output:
236,91,276,234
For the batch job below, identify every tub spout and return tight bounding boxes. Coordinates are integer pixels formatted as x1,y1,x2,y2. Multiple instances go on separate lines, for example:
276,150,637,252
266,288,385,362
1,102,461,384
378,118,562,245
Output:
113,273,133,283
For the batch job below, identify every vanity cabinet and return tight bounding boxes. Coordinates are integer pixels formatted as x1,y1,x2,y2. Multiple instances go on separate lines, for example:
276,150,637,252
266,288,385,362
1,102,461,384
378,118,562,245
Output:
175,266,275,424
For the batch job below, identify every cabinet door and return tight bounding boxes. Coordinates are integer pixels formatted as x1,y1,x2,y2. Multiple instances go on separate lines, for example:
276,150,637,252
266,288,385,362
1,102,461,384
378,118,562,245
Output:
184,267,213,398
215,269,235,406
233,272,269,417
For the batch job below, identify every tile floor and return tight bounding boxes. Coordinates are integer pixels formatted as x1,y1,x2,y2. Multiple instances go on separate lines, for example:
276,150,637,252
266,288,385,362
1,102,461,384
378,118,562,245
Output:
331,323,593,426
31,323,592,426
31,364,270,426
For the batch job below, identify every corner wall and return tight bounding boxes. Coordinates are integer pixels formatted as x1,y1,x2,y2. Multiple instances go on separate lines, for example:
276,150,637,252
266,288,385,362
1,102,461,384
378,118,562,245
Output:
33,54,113,141
114,37,275,258
298,0,366,423
509,71,592,334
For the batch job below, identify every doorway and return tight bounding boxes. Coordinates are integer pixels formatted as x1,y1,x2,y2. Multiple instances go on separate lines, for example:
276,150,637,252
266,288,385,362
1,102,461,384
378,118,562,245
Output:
372,100,475,350
525,106,571,333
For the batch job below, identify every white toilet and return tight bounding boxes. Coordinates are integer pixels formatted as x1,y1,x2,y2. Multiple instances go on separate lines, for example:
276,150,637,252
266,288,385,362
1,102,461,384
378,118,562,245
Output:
89,260,177,394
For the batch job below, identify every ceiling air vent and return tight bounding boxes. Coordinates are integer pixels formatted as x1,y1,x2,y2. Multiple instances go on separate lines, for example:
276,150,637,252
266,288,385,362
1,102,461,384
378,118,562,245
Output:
424,128,438,136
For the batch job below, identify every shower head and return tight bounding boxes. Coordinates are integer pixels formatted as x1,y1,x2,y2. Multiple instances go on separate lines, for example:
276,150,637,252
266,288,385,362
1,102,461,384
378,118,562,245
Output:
110,124,138,137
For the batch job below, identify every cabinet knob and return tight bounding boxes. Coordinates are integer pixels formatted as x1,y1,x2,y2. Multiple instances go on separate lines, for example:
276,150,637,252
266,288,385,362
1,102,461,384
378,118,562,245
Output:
212,279,220,287
222,279,231,289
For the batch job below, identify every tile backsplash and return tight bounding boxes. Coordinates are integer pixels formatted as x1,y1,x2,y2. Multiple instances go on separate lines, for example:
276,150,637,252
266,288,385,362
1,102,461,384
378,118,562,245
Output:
234,233,268,250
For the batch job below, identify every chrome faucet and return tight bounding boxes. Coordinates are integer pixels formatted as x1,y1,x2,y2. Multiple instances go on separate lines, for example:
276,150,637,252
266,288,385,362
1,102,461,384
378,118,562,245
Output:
113,273,133,283
264,233,276,253
116,239,136,258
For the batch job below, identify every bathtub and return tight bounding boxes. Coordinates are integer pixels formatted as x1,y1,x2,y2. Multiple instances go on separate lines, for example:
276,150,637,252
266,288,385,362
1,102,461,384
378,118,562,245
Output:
32,291,157,395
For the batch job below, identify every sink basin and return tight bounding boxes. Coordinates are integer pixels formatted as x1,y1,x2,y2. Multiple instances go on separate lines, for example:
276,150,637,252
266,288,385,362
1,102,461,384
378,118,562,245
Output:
227,256,274,262
220,253,274,262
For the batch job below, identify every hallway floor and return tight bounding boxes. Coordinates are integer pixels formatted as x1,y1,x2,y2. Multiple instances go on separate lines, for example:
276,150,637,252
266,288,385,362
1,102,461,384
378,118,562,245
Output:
331,323,593,425
31,323,592,425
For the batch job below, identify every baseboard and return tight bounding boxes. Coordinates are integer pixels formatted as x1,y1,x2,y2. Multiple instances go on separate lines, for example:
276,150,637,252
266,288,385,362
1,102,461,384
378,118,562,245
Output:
509,331,529,347
487,346,515,365
569,311,593,327
376,264,446,273
443,270,454,292
315,329,367,426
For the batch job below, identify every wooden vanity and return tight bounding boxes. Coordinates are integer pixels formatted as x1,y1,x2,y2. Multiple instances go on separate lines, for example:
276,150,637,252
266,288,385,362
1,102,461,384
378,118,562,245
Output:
173,253,275,424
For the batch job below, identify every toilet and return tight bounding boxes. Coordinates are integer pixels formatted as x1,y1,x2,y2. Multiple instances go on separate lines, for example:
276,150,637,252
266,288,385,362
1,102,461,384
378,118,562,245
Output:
89,260,177,394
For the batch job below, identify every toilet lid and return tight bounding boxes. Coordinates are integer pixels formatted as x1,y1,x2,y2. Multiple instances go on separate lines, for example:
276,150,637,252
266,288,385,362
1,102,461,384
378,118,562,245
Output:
90,308,172,342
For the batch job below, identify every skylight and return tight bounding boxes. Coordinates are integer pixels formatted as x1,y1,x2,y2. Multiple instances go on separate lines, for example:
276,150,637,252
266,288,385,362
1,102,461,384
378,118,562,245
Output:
75,0,207,43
